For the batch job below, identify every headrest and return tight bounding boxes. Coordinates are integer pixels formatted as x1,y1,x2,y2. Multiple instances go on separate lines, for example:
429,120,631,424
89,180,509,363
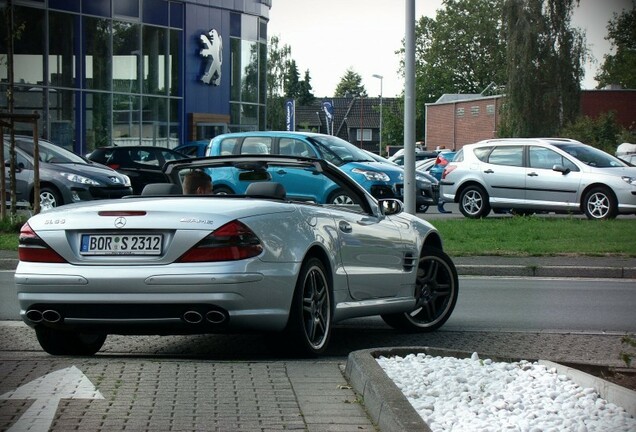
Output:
141,183,183,195
245,182,286,200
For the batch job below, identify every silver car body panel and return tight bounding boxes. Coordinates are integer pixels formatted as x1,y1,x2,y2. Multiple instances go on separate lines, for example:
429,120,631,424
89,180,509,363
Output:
16,192,435,332
441,139,636,214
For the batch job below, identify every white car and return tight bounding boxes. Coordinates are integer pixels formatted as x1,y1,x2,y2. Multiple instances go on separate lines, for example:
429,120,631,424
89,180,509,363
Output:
440,138,636,219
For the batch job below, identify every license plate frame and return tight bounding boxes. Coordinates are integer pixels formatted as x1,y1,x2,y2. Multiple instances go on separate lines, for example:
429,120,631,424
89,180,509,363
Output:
80,233,163,256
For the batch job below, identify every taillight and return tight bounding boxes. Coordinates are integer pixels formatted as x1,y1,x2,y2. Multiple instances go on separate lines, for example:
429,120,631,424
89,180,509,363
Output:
18,223,67,263
177,220,263,263
442,165,456,179
436,155,449,167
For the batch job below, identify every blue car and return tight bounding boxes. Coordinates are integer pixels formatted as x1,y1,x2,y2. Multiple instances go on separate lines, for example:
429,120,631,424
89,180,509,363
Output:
207,131,405,204
430,151,456,180
174,140,209,158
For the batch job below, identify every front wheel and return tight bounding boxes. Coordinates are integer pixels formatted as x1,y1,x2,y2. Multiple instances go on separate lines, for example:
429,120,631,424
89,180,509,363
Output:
38,187,62,211
382,247,458,332
459,185,491,218
583,186,617,220
286,257,332,356
327,189,355,205
35,327,106,356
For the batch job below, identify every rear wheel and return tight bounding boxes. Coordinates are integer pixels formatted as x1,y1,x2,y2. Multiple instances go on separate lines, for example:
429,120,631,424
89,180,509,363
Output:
458,185,490,218
583,186,617,220
35,327,106,356
286,257,332,356
382,246,458,332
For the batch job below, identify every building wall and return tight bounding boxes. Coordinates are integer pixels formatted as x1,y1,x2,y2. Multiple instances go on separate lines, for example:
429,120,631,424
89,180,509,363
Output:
580,90,636,130
425,97,501,151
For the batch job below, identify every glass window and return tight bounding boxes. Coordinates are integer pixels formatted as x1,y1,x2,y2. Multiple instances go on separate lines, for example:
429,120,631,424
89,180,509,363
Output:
456,108,464,117
114,0,139,18
141,96,168,146
241,14,258,41
12,90,44,137
471,106,479,116
85,92,112,153
12,6,45,86
143,0,169,26
240,137,271,154
49,89,76,150
84,17,112,90
168,98,180,145
49,11,78,88
240,41,259,103
113,94,141,146
50,0,80,12
529,146,566,170
230,13,241,37
169,29,181,96
230,39,241,101
82,0,110,17
220,138,238,155
280,138,315,157
356,129,372,141
487,146,523,166
143,26,167,95
113,21,140,94
473,146,493,162
241,104,258,126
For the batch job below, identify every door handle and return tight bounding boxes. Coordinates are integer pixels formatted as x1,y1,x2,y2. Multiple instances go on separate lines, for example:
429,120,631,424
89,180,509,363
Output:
484,169,494,174
338,220,352,233
527,172,538,177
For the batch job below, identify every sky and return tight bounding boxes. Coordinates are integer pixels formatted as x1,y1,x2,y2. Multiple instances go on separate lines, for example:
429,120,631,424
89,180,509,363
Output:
267,0,633,98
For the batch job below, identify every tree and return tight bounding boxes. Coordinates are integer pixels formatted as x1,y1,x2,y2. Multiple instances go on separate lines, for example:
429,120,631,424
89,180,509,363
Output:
266,36,291,130
283,59,301,98
334,68,367,97
595,4,636,89
297,69,315,105
501,0,587,137
403,0,507,139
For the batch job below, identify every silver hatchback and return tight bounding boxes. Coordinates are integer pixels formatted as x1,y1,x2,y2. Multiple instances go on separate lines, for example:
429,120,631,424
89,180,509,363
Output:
440,138,636,219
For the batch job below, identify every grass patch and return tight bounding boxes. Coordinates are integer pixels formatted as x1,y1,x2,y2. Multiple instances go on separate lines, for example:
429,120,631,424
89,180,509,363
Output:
1,214,635,256
432,216,636,257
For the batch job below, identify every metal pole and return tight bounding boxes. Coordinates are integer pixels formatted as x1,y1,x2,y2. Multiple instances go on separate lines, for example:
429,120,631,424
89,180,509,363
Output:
403,0,416,214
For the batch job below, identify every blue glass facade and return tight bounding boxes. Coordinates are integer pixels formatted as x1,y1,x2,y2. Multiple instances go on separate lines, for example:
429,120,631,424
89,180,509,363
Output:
0,0,271,155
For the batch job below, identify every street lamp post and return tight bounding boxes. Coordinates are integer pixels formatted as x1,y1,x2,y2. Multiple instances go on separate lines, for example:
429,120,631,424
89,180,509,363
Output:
372,74,383,155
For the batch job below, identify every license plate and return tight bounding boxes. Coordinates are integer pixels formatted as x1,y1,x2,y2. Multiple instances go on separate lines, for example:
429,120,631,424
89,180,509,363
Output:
80,234,163,256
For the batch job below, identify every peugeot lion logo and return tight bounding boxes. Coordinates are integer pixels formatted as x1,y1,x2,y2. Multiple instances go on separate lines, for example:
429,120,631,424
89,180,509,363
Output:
114,217,127,228
200,28,223,86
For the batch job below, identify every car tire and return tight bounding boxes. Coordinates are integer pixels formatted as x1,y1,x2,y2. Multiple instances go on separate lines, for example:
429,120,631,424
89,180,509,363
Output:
285,257,332,356
458,185,491,218
381,246,458,332
38,187,63,211
327,189,355,205
583,186,617,220
213,185,234,195
35,327,106,356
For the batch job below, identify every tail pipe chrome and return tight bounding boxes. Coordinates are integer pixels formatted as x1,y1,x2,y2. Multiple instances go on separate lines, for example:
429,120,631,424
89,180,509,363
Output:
26,309,62,323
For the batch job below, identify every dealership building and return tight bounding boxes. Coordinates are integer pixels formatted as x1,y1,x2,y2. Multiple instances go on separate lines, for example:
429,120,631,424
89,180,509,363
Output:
0,0,271,155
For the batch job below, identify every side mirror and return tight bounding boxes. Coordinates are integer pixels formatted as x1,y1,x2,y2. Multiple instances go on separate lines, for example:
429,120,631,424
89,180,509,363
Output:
552,164,570,175
379,198,404,216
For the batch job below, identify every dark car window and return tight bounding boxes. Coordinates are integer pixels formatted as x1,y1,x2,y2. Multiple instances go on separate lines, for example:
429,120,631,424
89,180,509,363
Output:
219,138,239,155
553,143,627,168
15,138,87,164
487,146,523,167
279,138,316,157
161,149,183,162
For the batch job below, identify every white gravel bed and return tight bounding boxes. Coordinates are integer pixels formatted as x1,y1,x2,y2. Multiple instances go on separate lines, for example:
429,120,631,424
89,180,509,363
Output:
377,352,636,432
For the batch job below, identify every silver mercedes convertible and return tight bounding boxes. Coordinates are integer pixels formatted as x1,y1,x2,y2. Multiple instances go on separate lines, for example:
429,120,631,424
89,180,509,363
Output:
16,155,459,356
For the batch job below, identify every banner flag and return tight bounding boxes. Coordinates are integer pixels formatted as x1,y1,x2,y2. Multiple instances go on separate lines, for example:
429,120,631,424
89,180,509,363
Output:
285,99,295,131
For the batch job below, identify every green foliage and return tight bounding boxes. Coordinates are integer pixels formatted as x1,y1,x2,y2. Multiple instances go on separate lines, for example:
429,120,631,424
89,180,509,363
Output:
558,112,635,154
334,68,367,98
595,4,636,89
404,0,507,139
266,36,292,130
620,334,636,367
501,0,587,137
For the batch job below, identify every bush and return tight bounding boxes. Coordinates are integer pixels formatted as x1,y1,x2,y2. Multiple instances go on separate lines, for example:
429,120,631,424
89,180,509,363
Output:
558,112,635,154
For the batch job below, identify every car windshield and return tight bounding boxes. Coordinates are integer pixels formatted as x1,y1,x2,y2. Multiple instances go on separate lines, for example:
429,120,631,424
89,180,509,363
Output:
307,135,375,166
552,143,627,168
15,139,87,164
